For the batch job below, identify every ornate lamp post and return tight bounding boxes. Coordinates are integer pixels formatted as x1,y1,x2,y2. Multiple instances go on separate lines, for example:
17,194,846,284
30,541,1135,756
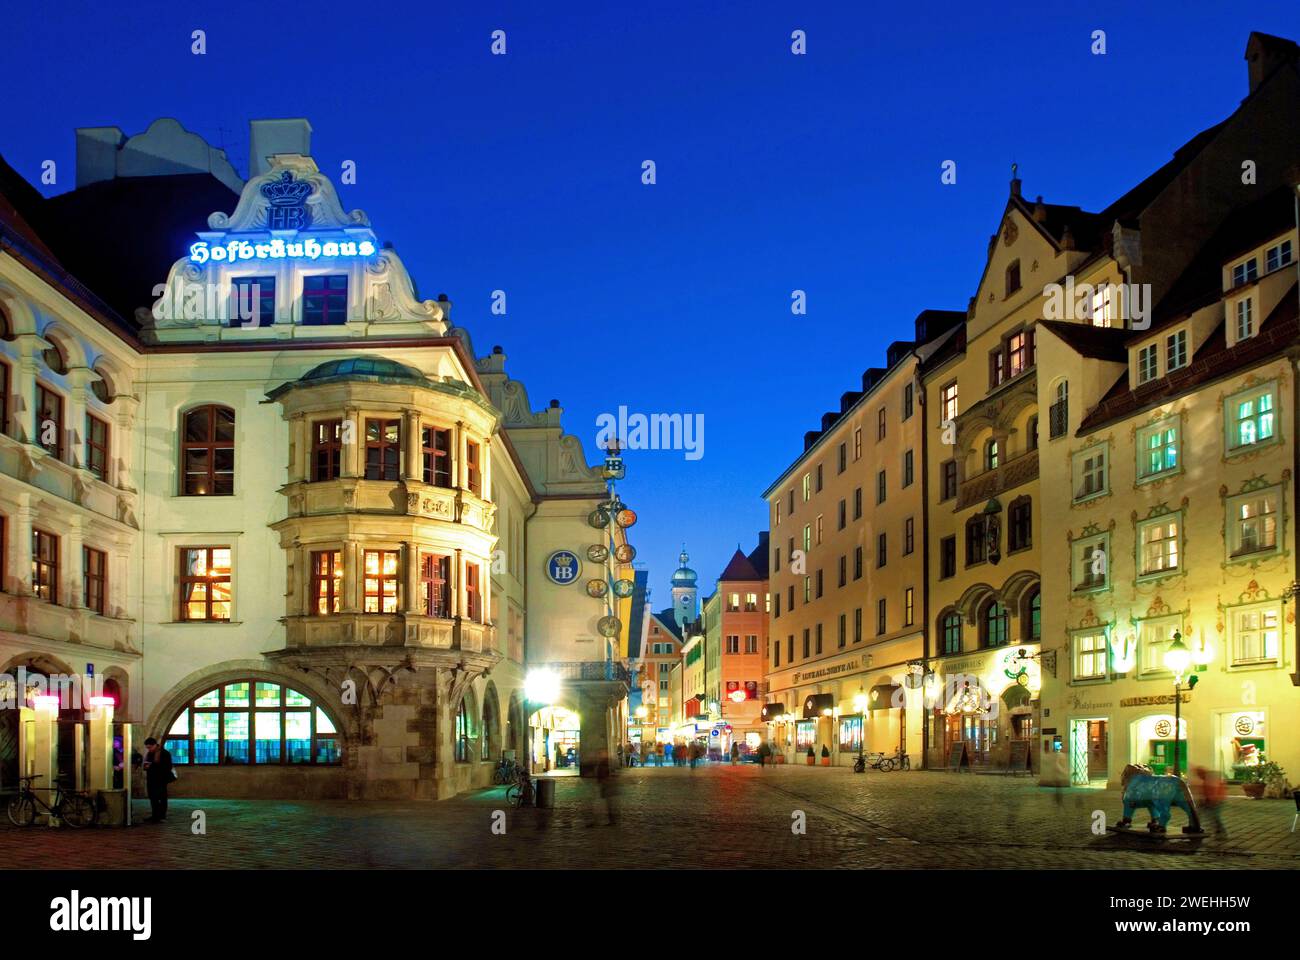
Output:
1164,631,1192,779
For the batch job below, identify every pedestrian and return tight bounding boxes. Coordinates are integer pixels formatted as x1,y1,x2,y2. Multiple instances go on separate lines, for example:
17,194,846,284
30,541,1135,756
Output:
112,735,125,790
730,742,739,765
1192,765,1228,837
141,736,173,824
555,742,564,770
757,742,770,768
656,741,664,767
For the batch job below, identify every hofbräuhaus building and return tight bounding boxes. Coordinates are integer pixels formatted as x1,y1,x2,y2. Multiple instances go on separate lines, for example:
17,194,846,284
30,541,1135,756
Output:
0,117,632,800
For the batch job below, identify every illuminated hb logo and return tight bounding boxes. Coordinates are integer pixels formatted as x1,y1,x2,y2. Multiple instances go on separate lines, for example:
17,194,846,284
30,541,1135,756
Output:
260,171,312,231
547,550,579,585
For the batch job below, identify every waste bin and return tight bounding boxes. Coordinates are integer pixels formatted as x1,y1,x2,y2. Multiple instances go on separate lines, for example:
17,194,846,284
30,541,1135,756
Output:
535,777,555,809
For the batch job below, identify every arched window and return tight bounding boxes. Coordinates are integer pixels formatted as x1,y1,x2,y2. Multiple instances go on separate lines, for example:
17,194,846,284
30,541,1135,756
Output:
163,680,340,765
985,440,1000,471
455,697,473,763
981,600,1009,648
1050,380,1069,439
941,611,962,655
0,306,10,340
1024,588,1041,641
91,370,114,404
1005,259,1021,296
181,405,235,495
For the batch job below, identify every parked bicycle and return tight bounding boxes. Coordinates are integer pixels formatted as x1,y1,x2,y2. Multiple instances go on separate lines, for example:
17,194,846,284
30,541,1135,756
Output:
6,775,98,828
505,769,535,808
879,751,910,772
492,756,523,786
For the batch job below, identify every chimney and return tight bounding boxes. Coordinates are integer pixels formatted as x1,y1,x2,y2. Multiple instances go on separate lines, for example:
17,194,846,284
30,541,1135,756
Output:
1245,32,1299,95
1033,195,1048,222
248,118,313,178
75,127,125,188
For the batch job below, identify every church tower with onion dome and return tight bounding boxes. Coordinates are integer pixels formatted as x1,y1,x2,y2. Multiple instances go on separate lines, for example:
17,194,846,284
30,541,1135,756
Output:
669,547,699,630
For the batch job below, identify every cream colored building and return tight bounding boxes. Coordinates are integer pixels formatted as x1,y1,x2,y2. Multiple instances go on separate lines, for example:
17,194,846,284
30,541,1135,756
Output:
764,318,959,766
1037,187,1300,786
0,117,631,799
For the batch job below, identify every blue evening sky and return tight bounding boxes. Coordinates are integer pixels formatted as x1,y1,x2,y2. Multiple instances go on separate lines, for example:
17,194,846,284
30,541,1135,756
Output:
4,0,1298,606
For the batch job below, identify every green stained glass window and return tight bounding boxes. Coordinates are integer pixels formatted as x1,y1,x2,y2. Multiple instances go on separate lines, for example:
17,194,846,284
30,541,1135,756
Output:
194,712,220,764
224,712,249,763
166,680,339,766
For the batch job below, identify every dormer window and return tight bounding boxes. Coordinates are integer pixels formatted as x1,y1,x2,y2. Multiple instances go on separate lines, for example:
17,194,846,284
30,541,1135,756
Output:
1231,258,1258,288
1234,297,1255,341
303,275,348,325
1137,343,1159,384
1265,240,1293,273
1165,330,1187,372
1005,260,1021,296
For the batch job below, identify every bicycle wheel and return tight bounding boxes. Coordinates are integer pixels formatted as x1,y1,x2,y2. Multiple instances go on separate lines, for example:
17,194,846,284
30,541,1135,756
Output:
6,794,35,827
61,793,98,828
505,784,521,807
881,758,895,772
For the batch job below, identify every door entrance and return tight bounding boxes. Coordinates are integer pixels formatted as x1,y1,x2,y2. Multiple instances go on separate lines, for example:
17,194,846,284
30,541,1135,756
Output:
1069,718,1108,785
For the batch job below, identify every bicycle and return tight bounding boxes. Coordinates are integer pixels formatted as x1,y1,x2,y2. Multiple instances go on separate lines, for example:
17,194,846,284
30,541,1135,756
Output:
879,751,911,772
6,775,99,828
492,757,522,786
505,770,535,808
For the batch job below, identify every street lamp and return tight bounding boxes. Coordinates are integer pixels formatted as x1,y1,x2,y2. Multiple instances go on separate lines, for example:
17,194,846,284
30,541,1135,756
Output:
1164,631,1193,779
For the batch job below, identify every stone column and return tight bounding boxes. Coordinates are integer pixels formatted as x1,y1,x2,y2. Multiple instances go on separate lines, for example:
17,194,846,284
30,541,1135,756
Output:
66,368,92,470
405,410,422,482
65,514,84,610
14,335,40,445
343,408,362,478
402,542,419,615
454,420,466,491
342,541,360,613
482,436,492,500
290,413,307,483
13,494,34,595
112,394,140,491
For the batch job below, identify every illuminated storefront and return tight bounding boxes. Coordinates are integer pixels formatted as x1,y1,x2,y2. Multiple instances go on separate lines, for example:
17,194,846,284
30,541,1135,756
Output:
932,644,1041,770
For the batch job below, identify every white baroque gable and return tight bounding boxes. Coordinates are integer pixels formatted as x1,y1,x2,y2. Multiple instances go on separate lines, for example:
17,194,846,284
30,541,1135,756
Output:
138,155,447,340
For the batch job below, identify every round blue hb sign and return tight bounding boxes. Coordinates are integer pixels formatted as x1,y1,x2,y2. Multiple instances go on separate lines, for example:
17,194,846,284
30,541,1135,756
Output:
546,550,581,585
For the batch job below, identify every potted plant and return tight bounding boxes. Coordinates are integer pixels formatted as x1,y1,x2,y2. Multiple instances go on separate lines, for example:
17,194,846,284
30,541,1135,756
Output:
1239,761,1284,798
805,746,815,766
820,745,831,767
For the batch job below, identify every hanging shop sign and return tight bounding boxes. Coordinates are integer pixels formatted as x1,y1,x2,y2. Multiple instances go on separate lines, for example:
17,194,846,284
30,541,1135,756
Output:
612,579,636,598
586,579,608,598
586,544,609,563
597,616,623,638
546,550,580,585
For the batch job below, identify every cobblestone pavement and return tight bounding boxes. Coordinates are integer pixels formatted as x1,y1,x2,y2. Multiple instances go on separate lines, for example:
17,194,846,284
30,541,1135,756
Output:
3,765,1298,869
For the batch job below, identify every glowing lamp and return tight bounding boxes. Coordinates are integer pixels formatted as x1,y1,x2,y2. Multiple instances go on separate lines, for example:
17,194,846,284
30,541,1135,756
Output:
1164,631,1191,678
821,708,833,717
88,696,115,707
524,668,560,706
32,695,60,712
853,693,868,713
1193,638,1213,666
635,705,648,719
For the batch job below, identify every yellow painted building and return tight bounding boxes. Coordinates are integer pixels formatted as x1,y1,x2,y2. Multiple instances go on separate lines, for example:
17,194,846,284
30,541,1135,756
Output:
764,318,959,766
1037,187,1300,786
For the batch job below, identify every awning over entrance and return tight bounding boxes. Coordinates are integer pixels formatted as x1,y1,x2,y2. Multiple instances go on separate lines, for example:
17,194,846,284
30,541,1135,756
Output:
868,684,901,710
761,702,786,722
801,693,834,719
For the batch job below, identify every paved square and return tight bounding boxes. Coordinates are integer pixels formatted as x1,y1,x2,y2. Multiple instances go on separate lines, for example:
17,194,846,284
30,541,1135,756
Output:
3,766,1296,869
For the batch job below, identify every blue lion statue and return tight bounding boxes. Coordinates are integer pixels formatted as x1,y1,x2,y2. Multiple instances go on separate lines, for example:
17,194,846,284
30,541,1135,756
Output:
1116,763,1203,834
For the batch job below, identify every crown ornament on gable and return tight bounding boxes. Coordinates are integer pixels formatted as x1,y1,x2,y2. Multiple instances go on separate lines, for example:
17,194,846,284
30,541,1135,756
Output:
259,170,313,206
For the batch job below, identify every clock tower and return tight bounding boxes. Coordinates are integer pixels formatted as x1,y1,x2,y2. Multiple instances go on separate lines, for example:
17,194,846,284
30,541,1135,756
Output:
670,547,699,630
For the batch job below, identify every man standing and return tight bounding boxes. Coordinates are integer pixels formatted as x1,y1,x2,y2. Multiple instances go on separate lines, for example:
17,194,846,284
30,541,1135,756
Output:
142,737,173,824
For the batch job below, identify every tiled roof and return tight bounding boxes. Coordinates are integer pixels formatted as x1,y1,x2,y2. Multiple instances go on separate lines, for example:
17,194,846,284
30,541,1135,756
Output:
718,548,762,583
1078,280,1299,434
1037,320,1129,362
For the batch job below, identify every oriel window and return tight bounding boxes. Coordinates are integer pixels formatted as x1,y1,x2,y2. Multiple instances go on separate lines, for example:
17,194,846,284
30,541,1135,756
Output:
423,427,452,487
312,420,343,481
421,553,451,618
363,550,400,613
364,419,401,481
311,550,342,615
